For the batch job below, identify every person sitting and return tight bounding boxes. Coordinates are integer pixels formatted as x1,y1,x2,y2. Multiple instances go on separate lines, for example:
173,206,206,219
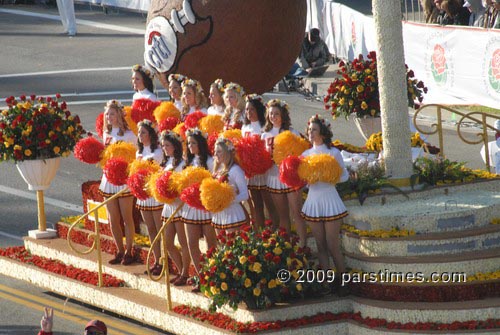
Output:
289,28,331,78
38,307,107,335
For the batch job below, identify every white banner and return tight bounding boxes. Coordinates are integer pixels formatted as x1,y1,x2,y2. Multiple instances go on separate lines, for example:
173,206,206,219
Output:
321,2,500,109
75,0,150,12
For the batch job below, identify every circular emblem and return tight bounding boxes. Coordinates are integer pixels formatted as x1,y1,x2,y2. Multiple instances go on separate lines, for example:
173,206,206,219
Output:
144,16,178,73
488,49,500,93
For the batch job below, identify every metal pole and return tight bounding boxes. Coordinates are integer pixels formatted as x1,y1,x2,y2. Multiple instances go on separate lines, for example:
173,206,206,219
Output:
94,208,103,288
36,191,47,231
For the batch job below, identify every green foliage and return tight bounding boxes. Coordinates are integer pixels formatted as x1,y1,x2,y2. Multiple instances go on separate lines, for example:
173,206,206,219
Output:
413,157,473,186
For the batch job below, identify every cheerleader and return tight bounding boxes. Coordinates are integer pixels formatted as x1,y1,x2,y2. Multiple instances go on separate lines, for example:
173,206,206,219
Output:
182,128,217,289
301,115,349,296
222,82,245,130
131,64,157,101
167,73,185,112
261,99,307,246
211,137,249,233
207,79,225,116
159,130,190,286
181,78,208,120
241,94,277,229
99,100,137,265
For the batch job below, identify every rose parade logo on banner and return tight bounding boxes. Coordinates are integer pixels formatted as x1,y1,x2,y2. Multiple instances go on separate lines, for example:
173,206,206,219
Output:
351,21,357,49
431,44,448,86
483,38,500,97
489,49,500,93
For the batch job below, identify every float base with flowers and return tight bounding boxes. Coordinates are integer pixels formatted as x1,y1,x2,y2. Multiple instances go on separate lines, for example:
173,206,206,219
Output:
0,178,499,334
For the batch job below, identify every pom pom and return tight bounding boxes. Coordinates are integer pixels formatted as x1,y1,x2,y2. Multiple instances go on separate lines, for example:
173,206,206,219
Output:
235,135,273,178
180,183,206,210
95,113,104,138
153,101,181,122
200,178,235,213
128,159,161,176
73,136,105,164
220,129,242,141
273,131,310,165
279,155,306,189
103,157,129,186
173,166,211,193
148,170,178,204
127,169,151,200
298,154,342,185
123,106,138,135
199,115,224,135
131,98,161,124
184,111,207,129
207,132,219,156
158,117,179,132
173,122,187,140
100,141,136,167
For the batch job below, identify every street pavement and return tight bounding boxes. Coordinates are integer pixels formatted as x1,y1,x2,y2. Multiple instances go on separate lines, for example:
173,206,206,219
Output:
0,2,496,334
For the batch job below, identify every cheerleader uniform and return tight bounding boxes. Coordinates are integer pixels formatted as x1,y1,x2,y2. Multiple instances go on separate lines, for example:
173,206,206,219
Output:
241,121,267,190
181,156,214,225
207,105,224,117
99,128,137,198
224,109,244,130
173,99,183,112
135,146,164,211
161,157,186,224
133,89,157,101
211,165,249,229
300,144,349,222
261,127,300,194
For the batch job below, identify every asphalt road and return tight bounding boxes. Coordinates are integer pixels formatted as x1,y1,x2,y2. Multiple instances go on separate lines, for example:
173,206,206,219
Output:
0,2,495,334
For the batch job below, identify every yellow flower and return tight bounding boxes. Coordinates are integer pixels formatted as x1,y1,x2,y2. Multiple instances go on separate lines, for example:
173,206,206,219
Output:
252,262,262,273
221,282,228,291
370,109,377,116
339,98,345,105
210,286,219,295
24,149,32,157
296,283,303,291
244,278,252,288
209,258,216,267
253,287,261,296
251,249,258,256
273,247,282,255
220,272,226,279
232,268,239,277
13,145,22,151
268,279,277,289
284,242,292,249
361,101,368,110
45,139,51,144
53,146,60,154
348,100,354,106
356,85,364,93
62,151,70,157
239,256,247,265
365,69,372,74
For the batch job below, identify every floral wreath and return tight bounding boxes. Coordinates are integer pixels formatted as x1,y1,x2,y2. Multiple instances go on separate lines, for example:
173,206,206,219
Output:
185,127,208,138
245,94,263,103
266,98,289,110
224,82,245,95
308,114,331,129
168,73,186,83
138,119,154,128
132,64,154,79
215,137,235,152
212,79,225,93
106,99,124,110
182,78,203,92
161,130,182,143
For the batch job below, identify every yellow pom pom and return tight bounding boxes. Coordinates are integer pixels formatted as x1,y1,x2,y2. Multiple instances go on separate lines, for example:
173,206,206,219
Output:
147,171,177,204
298,153,342,185
220,129,242,141
174,166,212,192
200,177,235,212
199,115,224,135
273,131,310,165
173,122,186,140
100,141,136,167
123,106,138,135
153,101,181,122
128,159,161,176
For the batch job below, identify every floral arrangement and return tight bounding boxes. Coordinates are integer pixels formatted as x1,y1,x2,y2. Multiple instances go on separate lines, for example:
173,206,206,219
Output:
365,132,426,152
324,51,428,119
342,224,415,238
199,224,320,311
0,94,84,162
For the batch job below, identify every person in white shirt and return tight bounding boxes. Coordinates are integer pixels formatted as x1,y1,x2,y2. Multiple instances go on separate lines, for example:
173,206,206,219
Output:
301,115,349,296
181,78,208,120
56,0,77,36
98,100,137,266
131,64,157,102
135,120,164,275
167,73,186,112
222,82,245,130
207,79,226,117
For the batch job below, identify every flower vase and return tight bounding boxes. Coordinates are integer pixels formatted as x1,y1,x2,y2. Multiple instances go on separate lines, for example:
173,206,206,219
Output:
16,157,60,239
352,115,382,141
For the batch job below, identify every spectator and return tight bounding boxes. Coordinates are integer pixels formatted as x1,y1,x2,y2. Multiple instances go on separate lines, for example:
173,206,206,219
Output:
38,307,107,335
56,0,77,36
487,0,500,28
463,0,486,26
441,0,471,25
289,28,331,78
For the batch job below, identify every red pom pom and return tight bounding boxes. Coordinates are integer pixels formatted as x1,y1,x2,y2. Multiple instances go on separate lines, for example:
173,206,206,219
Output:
235,135,273,178
127,169,150,200
131,98,161,124
73,136,104,164
156,171,178,200
207,132,219,156
103,158,129,186
95,113,104,138
279,155,306,190
180,183,206,210
158,117,179,132
184,111,206,129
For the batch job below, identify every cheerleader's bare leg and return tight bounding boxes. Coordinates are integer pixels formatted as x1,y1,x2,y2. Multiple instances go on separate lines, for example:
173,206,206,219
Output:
262,190,279,227
324,218,346,274
185,224,203,275
270,192,290,232
248,189,265,229
286,190,307,247
141,210,161,264
164,220,185,279
309,221,330,270
202,224,217,250
118,196,135,255
106,198,125,255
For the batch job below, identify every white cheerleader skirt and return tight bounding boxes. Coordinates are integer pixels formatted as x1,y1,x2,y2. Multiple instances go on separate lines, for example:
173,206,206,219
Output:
301,182,348,222
161,199,183,223
136,196,163,211
181,204,212,225
211,203,248,229
266,165,293,194
99,174,131,198
247,173,267,190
